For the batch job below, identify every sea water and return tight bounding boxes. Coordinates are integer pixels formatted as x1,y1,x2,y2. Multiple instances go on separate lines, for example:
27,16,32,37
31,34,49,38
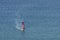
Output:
0,0,60,40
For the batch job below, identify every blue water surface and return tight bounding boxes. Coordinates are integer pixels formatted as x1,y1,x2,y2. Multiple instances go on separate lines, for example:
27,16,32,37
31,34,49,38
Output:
0,0,60,40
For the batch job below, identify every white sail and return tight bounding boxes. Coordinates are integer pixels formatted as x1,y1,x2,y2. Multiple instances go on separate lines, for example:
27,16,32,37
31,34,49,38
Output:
16,20,21,30
15,10,24,31
15,15,23,31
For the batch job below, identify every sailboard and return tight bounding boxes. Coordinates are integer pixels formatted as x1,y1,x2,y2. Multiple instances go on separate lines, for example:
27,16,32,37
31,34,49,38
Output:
15,15,25,31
